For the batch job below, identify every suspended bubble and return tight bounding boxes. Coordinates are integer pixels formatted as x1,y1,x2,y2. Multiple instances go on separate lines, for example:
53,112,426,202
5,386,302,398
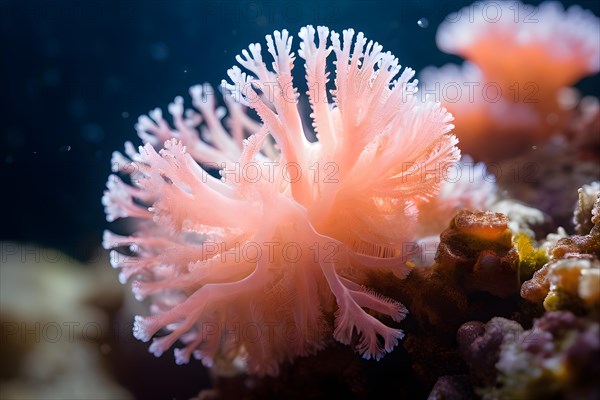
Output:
417,18,429,28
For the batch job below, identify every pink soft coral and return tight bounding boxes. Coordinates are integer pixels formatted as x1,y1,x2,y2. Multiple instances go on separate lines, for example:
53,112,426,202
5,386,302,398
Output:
103,26,459,375
422,0,600,161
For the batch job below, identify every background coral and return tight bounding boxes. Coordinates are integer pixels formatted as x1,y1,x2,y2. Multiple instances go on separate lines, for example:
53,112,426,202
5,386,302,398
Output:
0,244,131,400
421,0,600,162
455,312,600,400
521,182,600,315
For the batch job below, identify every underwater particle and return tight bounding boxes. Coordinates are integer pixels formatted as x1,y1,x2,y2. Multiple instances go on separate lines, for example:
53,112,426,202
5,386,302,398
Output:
58,145,72,152
121,111,129,119
103,25,459,376
417,18,429,28
5,156,14,164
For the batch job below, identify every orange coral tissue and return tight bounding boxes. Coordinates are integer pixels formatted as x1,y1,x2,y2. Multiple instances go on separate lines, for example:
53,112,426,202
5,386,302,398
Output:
102,26,459,376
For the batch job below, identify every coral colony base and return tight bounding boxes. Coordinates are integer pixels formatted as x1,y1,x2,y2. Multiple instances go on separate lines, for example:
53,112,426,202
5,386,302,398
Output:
103,25,459,375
